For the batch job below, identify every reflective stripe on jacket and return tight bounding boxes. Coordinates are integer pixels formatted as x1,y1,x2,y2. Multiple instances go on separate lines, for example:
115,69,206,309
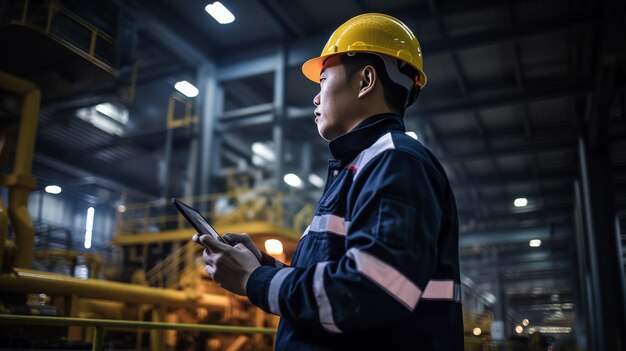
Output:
247,114,464,350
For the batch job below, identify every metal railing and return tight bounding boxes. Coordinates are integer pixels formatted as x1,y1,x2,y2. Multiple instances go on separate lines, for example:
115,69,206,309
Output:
0,314,276,351
116,189,312,237
8,0,117,76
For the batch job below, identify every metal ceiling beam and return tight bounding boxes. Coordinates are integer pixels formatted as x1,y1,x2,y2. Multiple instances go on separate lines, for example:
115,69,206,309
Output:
258,0,306,39
424,10,597,56
450,169,575,188
459,224,571,246
439,136,576,163
413,82,590,120
33,153,157,201
218,9,597,81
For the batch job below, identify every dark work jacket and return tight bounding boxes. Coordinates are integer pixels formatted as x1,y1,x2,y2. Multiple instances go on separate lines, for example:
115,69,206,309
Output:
247,114,464,350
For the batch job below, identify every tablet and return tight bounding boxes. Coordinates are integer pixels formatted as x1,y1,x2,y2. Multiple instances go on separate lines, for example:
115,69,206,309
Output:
172,198,226,243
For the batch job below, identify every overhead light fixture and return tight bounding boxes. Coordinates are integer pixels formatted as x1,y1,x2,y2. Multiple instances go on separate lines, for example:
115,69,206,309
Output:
515,325,523,334
45,185,62,194
95,103,128,124
514,197,528,207
529,239,541,247
174,80,199,98
284,173,303,188
472,327,481,336
308,174,324,188
252,142,275,162
264,239,284,255
84,207,94,249
76,103,128,136
205,1,235,24
405,131,418,140
522,319,529,326
117,205,126,213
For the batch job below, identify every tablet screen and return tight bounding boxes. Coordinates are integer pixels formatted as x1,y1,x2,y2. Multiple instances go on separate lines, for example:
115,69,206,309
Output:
172,198,223,242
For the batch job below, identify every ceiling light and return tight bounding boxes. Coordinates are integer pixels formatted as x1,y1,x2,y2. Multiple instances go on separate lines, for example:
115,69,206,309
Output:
84,207,94,249
252,142,275,161
264,239,283,255
205,1,235,24
45,185,62,194
514,197,528,207
529,239,541,248
95,103,128,124
284,173,303,188
472,327,481,336
522,319,529,326
405,131,418,140
515,325,523,334
308,174,324,188
174,80,199,98
117,205,126,213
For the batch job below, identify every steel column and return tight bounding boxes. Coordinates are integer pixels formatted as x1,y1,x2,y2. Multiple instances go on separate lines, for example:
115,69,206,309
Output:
273,45,286,189
197,63,221,196
578,135,624,350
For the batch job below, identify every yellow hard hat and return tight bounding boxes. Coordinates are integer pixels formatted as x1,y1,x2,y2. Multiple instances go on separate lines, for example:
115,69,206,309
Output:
302,13,427,88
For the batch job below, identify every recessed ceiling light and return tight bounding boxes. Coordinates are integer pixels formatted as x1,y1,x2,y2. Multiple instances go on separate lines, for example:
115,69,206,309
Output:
45,185,62,194
284,173,303,188
308,174,324,188
514,197,528,207
205,1,235,24
529,239,541,247
174,80,199,98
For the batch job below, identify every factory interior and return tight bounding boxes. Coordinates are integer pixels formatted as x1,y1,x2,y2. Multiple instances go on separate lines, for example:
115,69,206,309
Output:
1,0,626,350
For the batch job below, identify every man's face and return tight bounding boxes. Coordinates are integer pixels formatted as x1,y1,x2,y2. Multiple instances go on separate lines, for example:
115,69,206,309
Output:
313,56,360,141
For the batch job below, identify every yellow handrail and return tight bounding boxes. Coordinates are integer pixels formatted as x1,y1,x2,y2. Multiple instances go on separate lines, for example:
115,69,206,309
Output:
10,0,118,77
0,314,276,351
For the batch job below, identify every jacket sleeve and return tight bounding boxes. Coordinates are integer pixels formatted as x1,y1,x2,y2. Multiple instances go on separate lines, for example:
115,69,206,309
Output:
246,150,443,333
260,251,288,268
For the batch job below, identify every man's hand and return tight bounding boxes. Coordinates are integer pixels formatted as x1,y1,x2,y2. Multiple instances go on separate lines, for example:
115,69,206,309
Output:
222,233,263,263
192,234,260,296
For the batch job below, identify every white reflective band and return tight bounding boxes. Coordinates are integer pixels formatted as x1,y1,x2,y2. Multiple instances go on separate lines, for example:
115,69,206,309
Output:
313,261,342,333
310,214,346,236
347,248,421,311
268,267,294,316
422,280,459,301
348,133,395,180
301,225,311,238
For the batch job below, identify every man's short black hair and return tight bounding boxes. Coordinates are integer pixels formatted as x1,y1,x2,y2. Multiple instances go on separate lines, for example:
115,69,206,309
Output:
339,53,421,117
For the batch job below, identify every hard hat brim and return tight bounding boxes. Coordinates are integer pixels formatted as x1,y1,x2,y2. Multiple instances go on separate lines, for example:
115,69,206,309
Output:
302,55,328,84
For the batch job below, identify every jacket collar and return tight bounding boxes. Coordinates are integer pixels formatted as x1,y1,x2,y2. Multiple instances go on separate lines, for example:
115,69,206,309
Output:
328,113,406,162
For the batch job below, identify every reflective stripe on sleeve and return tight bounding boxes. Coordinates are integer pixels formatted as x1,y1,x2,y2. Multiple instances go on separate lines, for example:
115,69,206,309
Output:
267,267,294,316
346,248,422,311
310,214,346,236
313,261,342,333
423,280,461,302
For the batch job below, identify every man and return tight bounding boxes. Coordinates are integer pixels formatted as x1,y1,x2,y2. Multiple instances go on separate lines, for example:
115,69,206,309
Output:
194,13,464,350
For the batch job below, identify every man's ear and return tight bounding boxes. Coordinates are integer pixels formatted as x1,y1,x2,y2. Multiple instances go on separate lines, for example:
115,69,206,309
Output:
358,65,377,99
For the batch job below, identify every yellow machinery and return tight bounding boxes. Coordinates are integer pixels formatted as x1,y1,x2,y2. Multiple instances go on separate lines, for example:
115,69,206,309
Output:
0,2,307,350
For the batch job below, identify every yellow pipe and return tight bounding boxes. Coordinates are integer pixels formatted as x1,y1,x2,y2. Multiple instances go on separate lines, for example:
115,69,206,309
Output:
0,71,40,269
0,268,229,310
0,314,277,335
113,221,299,245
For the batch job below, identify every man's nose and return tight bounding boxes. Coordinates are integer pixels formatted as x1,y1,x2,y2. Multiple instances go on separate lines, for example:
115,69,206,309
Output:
313,93,320,107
